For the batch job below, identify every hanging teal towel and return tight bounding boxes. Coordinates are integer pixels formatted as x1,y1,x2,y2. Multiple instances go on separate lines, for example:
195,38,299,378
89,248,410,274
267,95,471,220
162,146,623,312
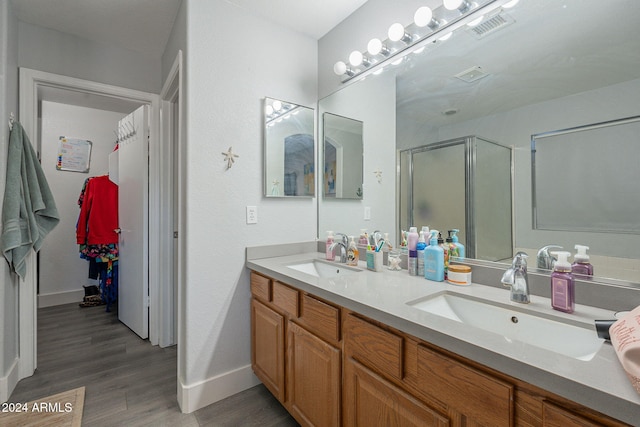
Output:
2,121,60,279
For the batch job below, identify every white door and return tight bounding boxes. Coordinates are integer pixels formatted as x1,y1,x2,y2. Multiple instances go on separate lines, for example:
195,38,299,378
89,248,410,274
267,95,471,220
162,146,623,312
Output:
118,105,149,339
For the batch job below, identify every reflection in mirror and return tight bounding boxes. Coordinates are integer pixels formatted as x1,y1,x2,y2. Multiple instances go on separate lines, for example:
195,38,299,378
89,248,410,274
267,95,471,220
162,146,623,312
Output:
318,0,640,284
323,113,363,199
264,97,315,197
399,136,512,261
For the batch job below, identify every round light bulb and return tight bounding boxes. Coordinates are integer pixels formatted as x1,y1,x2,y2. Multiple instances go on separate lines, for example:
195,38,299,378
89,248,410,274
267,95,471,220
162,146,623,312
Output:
444,0,463,10
265,105,273,116
333,61,347,75
414,6,433,27
503,0,519,8
272,100,282,111
388,23,406,42
367,38,383,55
349,50,363,67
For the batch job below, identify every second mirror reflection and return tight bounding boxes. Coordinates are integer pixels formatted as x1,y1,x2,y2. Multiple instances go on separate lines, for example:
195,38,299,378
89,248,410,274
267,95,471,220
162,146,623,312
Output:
323,113,364,199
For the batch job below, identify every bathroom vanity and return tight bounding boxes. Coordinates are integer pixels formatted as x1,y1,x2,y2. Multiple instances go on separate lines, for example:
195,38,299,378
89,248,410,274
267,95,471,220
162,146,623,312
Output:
246,244,639,426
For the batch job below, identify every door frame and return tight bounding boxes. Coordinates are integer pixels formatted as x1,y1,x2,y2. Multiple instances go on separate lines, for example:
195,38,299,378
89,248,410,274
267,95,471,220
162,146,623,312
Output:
159,51,183,348
18,67,165,380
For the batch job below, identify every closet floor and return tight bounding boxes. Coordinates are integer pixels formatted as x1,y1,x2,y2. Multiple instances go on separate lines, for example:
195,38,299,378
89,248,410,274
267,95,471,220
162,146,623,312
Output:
8,303,298,426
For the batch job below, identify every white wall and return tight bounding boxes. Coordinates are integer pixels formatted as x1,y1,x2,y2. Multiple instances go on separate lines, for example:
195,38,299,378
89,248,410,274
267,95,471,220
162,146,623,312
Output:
180,0,318,412
0,0,20,403
38,101,124,307
18,21,162,94
319,72,397,246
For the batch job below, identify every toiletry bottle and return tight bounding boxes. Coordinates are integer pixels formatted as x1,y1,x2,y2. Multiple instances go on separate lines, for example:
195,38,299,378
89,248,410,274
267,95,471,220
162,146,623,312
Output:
408,227,419,276
424,230,444,282
446,230,459,258
572,245,593,276
359,229,369,247
421,226,430,246
416,230,427,276
326,231,335,261
438,232,449,279
347,236,359,267
451,229,465,259
550,251,575,313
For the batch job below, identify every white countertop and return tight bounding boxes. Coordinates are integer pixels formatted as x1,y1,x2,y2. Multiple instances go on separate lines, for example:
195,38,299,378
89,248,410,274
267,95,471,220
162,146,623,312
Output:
246,250,640,425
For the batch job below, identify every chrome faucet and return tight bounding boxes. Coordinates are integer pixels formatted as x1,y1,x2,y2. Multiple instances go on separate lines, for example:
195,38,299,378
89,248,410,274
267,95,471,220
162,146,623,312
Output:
537,245,562,270
329,233,349,263
501,252,530,304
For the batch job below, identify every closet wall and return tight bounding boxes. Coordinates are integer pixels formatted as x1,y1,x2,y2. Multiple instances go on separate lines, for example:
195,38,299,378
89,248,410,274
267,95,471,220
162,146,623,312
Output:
38,101,124,307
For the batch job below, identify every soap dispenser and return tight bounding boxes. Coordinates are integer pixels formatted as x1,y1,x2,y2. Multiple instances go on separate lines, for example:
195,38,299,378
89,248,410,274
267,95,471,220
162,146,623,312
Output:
572,245,593,276
451,229,465,259
416,230,427,276
550,251,575,313
424,231,444,282
326,231,335,261
347,236,359,267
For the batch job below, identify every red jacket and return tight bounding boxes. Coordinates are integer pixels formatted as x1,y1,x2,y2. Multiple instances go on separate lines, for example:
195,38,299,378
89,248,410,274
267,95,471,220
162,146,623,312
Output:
76,175,118,245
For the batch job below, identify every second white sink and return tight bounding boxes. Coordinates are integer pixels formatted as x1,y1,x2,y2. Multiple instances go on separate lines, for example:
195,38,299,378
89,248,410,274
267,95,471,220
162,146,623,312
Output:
407,291,604,361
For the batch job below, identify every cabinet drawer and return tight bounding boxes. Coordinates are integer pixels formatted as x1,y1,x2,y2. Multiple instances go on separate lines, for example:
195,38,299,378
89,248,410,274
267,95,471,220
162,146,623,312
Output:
299,294,340,343
250,272,271,302
272,281,299,317
417,345,513,427
542,401,604,427
344,314,403,381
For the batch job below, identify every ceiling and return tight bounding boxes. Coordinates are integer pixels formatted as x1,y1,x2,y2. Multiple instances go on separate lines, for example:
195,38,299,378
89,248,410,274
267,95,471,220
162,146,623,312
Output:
10,0,368,58
391,0,640,130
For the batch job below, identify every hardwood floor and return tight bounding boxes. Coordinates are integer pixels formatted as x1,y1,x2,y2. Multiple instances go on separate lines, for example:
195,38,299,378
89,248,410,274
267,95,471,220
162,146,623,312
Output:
8,303,299,426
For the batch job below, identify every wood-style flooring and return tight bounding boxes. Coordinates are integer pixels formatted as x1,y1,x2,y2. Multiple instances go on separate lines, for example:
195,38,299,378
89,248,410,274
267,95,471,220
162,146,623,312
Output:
8,303,299,426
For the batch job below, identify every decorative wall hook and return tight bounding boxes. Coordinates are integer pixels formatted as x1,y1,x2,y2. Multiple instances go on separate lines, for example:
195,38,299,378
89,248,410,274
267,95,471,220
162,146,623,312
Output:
373,169,383,183
222,146,239,170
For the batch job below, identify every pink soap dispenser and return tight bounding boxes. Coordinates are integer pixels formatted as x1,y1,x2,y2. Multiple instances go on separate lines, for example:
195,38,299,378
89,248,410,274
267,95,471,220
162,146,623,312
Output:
550,251,575,313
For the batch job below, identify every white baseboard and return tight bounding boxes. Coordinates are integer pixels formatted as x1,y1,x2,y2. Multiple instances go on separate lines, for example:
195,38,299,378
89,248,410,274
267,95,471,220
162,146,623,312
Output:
38,289,84,308
0,357,20,403
178,364,260,414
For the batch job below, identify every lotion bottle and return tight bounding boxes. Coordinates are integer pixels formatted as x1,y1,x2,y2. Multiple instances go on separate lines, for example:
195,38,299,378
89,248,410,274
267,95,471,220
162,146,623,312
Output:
407,227,419,276
326,231,335,261
424,230,444,282
550,251,575,313
451,229,465,259
347,236,359,267
572,245,593,276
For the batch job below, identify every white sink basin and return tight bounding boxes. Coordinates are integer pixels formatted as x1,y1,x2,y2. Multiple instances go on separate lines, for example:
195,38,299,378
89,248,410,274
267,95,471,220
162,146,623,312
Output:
408,292,604,361
286,259,361,278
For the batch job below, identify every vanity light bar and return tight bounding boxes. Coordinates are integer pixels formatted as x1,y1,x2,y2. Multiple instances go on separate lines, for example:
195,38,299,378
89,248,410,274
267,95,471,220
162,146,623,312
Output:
333,0,520,83
265,100,300,126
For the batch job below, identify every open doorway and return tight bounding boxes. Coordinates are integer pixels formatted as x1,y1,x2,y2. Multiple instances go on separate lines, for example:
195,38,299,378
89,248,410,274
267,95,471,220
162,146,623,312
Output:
17,66,181,391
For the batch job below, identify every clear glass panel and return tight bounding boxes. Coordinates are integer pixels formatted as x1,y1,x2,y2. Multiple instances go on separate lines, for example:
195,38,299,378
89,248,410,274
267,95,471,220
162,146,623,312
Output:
411,143,466,243
533,117,640,233
475,138,513,262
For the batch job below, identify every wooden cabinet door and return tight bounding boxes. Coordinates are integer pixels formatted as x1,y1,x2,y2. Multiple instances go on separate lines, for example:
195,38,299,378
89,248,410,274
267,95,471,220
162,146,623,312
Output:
542,401,609,427
344,357,449,427
251,299,285,402
287,321,341,427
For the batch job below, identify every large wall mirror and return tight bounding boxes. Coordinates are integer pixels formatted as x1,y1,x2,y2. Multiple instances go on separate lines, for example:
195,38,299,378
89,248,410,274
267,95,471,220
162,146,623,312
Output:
323,113,363,199
318,0,640,285
264,97,315,197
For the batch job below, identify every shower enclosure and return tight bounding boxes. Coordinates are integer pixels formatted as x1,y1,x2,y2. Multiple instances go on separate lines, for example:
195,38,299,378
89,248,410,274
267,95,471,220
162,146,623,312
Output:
398,136,513,261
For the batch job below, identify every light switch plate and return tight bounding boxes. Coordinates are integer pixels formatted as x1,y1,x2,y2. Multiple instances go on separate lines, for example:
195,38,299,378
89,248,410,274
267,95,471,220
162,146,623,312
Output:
246,206,258,224
364,206,371,220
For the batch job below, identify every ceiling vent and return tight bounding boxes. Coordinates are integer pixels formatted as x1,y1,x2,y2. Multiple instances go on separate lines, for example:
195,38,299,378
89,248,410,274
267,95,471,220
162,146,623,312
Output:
455,66,490,83
466,12,515,39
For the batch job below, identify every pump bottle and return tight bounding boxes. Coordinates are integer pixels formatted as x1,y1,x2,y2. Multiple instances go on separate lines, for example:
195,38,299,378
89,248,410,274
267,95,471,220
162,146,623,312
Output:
347,236,359,267
550,251,575,313
407,227,419,276
572,245,593,276
326,231,335,261
424,230,444,282
416,231,427,276
451,229,465,259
